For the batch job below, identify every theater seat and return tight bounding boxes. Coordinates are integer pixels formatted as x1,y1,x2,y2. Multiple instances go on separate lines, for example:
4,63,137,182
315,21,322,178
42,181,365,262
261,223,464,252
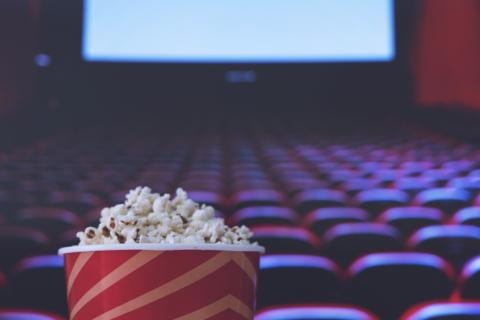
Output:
415,188,471,214
0,270,6,305
0,310,64,320
395,177,435,197
401,302,480,320
251,226,320,254
0,192,36,217
460,256,480,299
379,207,445,236
15,207,80,236
231,206,297,227
303,207,369,237
422,169,458,187
342,179,381,196
449,177,480,195
0,227,49,269
401,161,434,176
230,189,284,210
257,255,341,308
293,189,347,214
184,190,225,210
323,223,402,266
10,256,67,315
409,225,480,267
255,305,378,320
346,253,455,319
355,189,409,217
47,191,104,214
452,207,480,226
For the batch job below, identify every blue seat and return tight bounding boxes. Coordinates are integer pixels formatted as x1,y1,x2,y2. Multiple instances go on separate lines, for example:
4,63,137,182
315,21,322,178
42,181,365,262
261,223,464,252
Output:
379,207,445,236
0,310,64,320
47,191,104,214
401,162,434,176
185,190,225,210
293,189,347,214
460,256,480,299
304,207,369,237
342,179,381,196
409,225,480,267
347,253,455,319
355,189,409,217
251,226,320,254
255,305,378,320
395,177,435,196
449,177,480,195
453,207,480,226
0,227,49,270
10,255,67,315
415,188,471,214
401,302,480,320
15,207,80,236
422,169,458,187
258,255,341,308
323,223,402,266
230,189,284,210
231,206,297,227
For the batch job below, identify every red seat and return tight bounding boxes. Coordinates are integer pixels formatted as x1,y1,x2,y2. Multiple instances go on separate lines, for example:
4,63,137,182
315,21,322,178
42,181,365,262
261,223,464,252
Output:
401,302,480,320
303,207,369,237
379,207,445,236
258,255,342,308
251,226,320,254
347,253,455,319
323,223,402,266
231,206,297,227
255,305,378,320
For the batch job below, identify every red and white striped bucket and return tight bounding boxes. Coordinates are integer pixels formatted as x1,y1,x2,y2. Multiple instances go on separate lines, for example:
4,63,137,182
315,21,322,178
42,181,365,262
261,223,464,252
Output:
59,243,264,320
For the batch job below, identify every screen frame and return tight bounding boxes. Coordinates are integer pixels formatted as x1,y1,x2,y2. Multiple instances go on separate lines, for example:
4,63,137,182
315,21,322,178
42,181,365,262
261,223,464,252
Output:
37,0,418,113
81,0,396,65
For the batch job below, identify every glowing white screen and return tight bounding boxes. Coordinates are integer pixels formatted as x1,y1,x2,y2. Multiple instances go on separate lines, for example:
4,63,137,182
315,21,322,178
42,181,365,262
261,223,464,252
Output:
83,0,395,63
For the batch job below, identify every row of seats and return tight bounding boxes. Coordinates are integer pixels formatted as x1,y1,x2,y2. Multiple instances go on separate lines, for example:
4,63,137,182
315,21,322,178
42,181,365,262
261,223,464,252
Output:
3,252,480,318
4,303,480,320
1,184,479,215
1,121,480,318
255,303,480,320
3,206,480,269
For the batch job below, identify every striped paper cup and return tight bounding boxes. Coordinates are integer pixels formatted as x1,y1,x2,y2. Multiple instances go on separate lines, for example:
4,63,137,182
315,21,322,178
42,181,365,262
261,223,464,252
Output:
59,243,265,320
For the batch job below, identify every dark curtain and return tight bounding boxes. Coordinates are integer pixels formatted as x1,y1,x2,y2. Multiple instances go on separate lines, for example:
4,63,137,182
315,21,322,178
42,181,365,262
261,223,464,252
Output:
0,0,40,115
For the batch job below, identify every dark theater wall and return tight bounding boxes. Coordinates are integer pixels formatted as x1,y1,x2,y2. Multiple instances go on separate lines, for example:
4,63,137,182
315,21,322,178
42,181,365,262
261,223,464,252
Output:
413,0,480,110
0,0,40,115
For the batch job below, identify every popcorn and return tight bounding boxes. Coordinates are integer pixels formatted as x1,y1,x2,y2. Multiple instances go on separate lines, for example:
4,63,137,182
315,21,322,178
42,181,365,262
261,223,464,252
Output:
77,187,254,245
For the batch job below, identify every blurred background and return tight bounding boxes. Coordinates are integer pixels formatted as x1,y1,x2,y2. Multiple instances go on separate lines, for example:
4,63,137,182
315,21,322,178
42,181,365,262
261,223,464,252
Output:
1,0,480,319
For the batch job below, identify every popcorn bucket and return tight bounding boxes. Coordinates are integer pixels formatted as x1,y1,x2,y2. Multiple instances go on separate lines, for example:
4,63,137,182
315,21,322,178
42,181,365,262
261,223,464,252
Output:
59,244,264,320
